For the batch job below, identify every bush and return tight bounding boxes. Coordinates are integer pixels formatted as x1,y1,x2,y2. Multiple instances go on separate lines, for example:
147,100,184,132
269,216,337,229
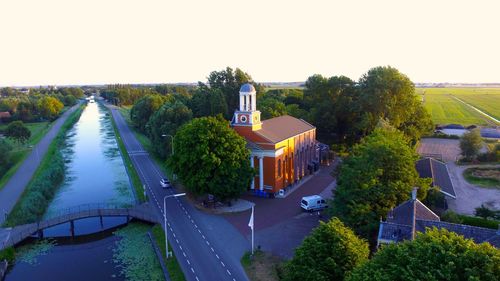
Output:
442,210,500,229
0,247,15,263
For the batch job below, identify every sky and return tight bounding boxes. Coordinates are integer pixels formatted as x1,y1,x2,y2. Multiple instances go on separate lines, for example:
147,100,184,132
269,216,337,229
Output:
1,0,499,86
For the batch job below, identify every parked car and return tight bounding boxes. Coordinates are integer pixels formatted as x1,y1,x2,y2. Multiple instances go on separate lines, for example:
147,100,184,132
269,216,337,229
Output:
301,195,328,211
160,178,171,188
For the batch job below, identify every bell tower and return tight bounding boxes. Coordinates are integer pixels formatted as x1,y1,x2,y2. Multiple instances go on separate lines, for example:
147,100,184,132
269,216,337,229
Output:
232,83,262,130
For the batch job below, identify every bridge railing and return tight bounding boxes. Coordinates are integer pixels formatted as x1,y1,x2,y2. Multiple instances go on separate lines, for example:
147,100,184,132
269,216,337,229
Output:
1,202,158,250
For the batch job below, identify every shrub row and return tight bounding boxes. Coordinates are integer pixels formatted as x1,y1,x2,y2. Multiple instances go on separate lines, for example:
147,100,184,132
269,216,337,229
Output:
5,104,85,226
441,211,500,229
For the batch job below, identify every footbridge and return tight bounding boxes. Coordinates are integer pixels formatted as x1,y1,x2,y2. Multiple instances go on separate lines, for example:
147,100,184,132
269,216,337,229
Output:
0,203,158,251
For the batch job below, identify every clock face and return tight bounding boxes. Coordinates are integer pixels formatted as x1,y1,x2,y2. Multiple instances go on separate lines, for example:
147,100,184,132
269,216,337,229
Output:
239,114,248,123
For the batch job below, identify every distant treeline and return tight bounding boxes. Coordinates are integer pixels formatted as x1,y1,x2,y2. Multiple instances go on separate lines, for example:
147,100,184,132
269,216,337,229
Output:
0,87,84,122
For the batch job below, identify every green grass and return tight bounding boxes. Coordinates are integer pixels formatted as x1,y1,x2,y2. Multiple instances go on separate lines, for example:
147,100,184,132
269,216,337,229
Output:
5,105,85,226
107,107,147,203
151,225,186,281
417,88,500,126
463,167,500,189
0,122,52,191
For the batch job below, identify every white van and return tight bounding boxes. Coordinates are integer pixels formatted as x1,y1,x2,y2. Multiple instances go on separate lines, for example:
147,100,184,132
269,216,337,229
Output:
301,195,328,211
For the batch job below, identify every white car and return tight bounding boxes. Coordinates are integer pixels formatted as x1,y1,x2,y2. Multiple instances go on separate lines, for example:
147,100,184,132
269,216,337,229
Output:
160,178,171,188
301,195,328,211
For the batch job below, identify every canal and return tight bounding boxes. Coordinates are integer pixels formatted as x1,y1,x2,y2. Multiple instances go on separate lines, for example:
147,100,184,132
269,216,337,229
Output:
5,102,162,281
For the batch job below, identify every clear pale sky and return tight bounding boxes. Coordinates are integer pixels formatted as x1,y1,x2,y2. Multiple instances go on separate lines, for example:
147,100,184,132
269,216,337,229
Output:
1,0,499,86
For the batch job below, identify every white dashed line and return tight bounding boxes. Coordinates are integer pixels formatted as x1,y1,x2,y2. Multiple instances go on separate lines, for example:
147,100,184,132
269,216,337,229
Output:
216,254,220,259
196,277,200,281
227,269,231,275
202,235,205,239
179,245,183,251
221,261,225,267
187,259,191,265
182,252,186,257
210,247,214,252
191,268,195,273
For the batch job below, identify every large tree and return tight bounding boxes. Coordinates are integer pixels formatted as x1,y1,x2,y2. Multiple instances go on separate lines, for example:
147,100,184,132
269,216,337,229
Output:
283,218,369,281
0,139,13,175
460,128,483,160
200,67,264,119
331,126,429,244
358,66,433,142
167,116,254,201
130,94,168,132
37,96,64,120
348,228,500,281
189,85,228,118
5,121,31,144
146,100,193,158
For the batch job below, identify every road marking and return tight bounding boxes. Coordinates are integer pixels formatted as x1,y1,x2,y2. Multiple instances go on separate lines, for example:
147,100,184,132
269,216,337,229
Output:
196,277,200,281
216,254,220,259
191,268,195,273
183,252,186,257
221,261,225,267
198,229,201,233
202,235,205,239
227,269,231,275
175,239,179,244
210,247,214,252
206,241,210,246
187,259,190,265
179,245,183,251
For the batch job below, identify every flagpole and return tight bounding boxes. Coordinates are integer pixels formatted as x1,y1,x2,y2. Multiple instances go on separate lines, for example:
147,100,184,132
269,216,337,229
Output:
251,206,254,255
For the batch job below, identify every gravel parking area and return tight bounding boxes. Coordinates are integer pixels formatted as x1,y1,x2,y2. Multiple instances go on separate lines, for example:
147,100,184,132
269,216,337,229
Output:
447,163,500,215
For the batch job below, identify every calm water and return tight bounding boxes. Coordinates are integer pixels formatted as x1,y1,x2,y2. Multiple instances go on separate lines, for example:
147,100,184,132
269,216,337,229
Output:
6,102,137,281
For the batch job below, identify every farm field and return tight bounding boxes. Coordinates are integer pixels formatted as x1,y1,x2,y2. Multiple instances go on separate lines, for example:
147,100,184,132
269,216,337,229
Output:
417,88,500,126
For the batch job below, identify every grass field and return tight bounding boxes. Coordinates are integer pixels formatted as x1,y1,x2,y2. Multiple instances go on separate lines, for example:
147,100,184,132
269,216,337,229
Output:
417,88,500,126
0,121,51,190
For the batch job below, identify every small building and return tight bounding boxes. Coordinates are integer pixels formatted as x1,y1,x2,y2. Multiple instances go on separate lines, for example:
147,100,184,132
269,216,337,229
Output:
0,111,11,123
377,189,500,248
416,157,456,199
231,84,318,197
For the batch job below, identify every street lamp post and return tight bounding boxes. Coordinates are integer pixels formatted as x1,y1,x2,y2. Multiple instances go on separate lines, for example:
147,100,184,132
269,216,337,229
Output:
163,193,186,258
161,134,174,156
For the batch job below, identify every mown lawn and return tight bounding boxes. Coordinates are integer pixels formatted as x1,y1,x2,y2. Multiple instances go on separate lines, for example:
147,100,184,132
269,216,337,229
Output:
0,121,51,190
417,88,500,126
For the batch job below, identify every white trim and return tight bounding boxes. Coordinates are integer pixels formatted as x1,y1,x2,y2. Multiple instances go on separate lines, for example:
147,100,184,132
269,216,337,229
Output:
251,147,284,158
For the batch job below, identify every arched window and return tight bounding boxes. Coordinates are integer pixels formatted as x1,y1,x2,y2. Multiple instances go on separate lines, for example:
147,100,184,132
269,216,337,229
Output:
277,159,281,178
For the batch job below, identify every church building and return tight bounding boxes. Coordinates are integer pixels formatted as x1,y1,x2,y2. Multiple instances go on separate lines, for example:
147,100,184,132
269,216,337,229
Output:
231,84,318,197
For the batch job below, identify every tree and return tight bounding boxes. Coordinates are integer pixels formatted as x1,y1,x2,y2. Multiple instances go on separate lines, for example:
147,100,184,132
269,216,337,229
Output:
358,66,433,143
167,116,254,201
0,139,13,175
146,100,193,158
201,67,264,119
189,85,228,118
331,126,429,244
283,218,369,281
130,94,168,132
460,128,483,160
37,96,64,120
347,228,500,281
5,121,31,144
475,204,496,220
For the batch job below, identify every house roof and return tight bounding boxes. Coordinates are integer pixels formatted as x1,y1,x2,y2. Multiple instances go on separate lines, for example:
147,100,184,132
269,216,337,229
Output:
387,198,440,226
255,115,315,143
379,196,500,248
0,112,11,118
416,158,456,198
240,83,256,93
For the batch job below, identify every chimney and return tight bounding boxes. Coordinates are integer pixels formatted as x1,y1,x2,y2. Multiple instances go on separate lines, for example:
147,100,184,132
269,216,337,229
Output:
411,187,418,201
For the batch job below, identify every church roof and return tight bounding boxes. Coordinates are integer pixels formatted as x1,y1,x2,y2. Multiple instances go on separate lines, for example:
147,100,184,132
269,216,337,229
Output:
255,115,315,143
239,83,256,93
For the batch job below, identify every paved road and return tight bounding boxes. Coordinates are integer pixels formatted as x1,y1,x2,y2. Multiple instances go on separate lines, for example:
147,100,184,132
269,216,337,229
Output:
0,105,80,225
108,105,249,281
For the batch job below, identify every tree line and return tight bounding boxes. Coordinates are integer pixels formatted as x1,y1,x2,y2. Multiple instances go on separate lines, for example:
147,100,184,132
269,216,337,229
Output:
0,87,84,122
